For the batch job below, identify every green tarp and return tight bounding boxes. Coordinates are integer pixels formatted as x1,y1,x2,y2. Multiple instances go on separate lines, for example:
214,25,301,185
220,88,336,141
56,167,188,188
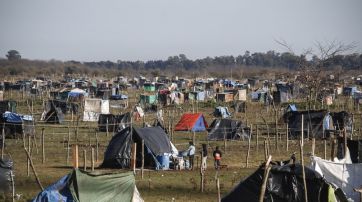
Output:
69,169,135,202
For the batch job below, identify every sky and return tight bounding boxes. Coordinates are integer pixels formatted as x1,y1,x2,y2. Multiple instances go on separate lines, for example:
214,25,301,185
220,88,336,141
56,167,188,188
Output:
0,0,361,62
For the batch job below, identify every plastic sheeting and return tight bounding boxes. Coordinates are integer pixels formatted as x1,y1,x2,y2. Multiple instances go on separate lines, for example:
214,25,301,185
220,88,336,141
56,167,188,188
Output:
310,156,362,202
33,169,143,202
83,99,109,122
0,157,13,193
174,113,208,132
102,126,172,169
222,163,338,202
208,119,249,140
213,107,231,118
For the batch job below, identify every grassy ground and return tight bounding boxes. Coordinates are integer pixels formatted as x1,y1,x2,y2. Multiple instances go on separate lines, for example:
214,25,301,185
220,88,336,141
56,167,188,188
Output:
1,91,361,201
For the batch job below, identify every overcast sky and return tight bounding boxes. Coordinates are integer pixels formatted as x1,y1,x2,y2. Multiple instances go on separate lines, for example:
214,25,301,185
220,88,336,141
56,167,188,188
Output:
0,0,361,62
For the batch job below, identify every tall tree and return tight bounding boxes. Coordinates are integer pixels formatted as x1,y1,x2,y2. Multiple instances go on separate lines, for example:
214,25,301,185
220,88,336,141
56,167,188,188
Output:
6,50,21,61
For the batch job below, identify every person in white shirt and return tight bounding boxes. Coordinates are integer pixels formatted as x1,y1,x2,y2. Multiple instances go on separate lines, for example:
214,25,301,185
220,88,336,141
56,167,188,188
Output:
186,141,195,170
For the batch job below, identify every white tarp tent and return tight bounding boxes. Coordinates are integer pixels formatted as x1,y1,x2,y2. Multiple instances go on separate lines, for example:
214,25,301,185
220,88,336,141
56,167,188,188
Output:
83,98,109,121
310,156,362,202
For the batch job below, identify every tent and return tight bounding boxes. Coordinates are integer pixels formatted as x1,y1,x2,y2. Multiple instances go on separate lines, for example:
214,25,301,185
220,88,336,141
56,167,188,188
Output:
207,119,249,140
282,110,352,138
174,113,208,132
33,169,143,202
311,156,362,201
213,106,231,118
41,100,65,124
222,163,345,202
98,112,131,132
101,126,173,170
83,98,109,122
0,100,16,114
0,112,34,138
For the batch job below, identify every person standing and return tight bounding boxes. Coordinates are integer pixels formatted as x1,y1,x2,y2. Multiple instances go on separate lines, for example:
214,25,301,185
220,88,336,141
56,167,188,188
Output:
186,141,195,170
213,146,222,169
201,144,208,171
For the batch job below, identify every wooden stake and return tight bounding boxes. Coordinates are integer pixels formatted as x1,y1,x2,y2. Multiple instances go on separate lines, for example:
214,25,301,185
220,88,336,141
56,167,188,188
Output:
83,149,87,171
73,144,79,169
216,178,221,202
141,140,144,179
1,123,5,159
41,128,45,164
259,155,272,202
264,140,268,161
24,146,44,191
106,118,109,137
91,148,95,171
286,123,289,151
256,125,259,154
324,139,327,160
131,143,137,174
66,127,70,165
27,135,31,177
331,138,336,160
95,130,99,162
246,125,252,168
311,138,315,156
299,140,308,202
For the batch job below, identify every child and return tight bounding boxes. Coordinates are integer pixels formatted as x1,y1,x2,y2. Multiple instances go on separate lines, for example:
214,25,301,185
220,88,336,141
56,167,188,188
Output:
213,146,222,169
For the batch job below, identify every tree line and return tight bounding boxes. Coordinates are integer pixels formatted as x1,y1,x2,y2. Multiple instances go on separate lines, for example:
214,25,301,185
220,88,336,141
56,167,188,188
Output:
1,50,361,78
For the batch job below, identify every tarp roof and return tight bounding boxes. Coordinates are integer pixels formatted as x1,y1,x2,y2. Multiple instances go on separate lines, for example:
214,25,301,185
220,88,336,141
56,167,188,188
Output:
174,113,208,132
222,163,342,202
33,169,141,202
207,119,248,140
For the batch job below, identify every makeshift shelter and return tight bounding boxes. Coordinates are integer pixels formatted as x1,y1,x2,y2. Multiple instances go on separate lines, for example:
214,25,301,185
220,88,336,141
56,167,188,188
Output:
216,93,233,103
310,156,362,202
213,106,231,118
0,112,34,138
207,119,249,140
33,169,143,202
282,110,352,138
68,88,87,102
343,86,357,96
83,98,109,122
139,94,157,105
41,100,65,124
222,163,345,202
101,126,173,170
98,112,131,132
174,113,208,132
188,91,205,101
0,157,13,195
0,100,16,114
143,83,155,92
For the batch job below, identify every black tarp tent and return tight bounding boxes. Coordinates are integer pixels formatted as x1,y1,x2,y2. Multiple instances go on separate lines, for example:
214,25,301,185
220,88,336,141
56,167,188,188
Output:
41,100,65,124
98,112,131,132
222,163,345,202
283,110,352,138
101,126,172,169
207,119,249,140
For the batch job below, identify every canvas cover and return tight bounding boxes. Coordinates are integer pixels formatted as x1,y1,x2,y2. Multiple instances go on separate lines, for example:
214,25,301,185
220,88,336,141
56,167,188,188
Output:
174,113,208,132
310,156,362,202
208,119,249,140
83,99,109,122
222,163,341,202
33,169,142,202
102,126,172,169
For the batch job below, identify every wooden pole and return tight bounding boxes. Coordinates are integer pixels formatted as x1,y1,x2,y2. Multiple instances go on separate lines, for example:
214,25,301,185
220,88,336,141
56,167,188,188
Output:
286,123,289,151
27,135,31,177
200,149,204,192
132,143,137,174
246,124,252,168
264,140,268,161
106,118,109,137
256,125,259,154
275,112,278,151
23,146,44,191
216,178,221,202
91,147,95,171
41,128,45,164
95,130,99,162
344,128,347,158
311,138,315,156
83,149,87,171
66,127,70,165
324,139,327,160
259,155,272,202
331,138,336,160
73,144,79,169
1,123,5,159
141,140,144,179
300,140,308,202
223,127,227,154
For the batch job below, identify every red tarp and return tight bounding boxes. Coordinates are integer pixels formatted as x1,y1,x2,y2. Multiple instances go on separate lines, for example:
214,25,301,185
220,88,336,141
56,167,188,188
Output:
174,113,208,132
